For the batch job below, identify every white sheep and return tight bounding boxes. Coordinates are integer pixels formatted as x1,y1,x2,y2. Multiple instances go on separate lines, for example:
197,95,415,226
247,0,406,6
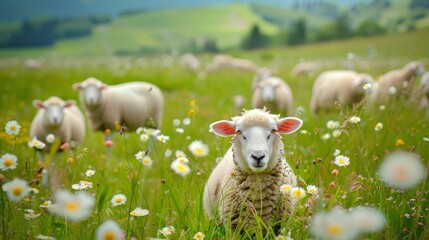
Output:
204,108,302,231
371,61,426,104
30,96,86,149
418,72,429,118
72,78,164,132
290,61,320,77
180,53,200,73
252,77,294,116
204,55,258,74
310,70,374,114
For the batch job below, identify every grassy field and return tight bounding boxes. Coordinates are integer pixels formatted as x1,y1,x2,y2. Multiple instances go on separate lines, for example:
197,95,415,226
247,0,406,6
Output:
0,29,429,239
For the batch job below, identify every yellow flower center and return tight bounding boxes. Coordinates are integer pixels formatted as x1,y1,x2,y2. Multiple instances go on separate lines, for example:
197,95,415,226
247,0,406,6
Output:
4,158,13,166
104,231,115,240
195,147,204,154
66,201,78,212
12,186,23,196
43,201,49,206
144,159,150,164
115,197,123,203
177,165,187,172
328,224,342,235
339,159,345,165
10,125,16,131
394,167,409,180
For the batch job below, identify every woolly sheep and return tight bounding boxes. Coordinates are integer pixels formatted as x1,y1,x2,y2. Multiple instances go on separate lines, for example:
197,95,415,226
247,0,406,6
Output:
180,53,200,73
72,78,164,132
205,54,258,74
252,77,294,115
204,108,302,231
310,70,374,114
30,96,85,149
252,67,272,89
371,61,426,104
290,61,319,77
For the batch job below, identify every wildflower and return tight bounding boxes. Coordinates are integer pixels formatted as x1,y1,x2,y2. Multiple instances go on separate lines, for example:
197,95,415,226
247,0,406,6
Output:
105,140,114,147
193,232,205,240
388,86,397,95
2,178,30,202
326,120,340,129
67,156,74,164
28,137,46,149
310,208,359,240
329,181,336,188
0,153,18,171
173,119,181,126
331,169,339,176
349,207,385,233
190,99,196,107
349,116,361,124
175,128,185,133
130,207,149,216
188,109,196,116
290,187,306,200
134,150,146,160
332,130,341,138
140,134,149,142
375,122,383,131
40,200,53,208
183,118,191,125
165,148,172,157
5,120,21,136
300,130,308,135
30,188,39,194
72,180,92,190
333,149,340,156
395,139,405,146
363,83,372,91
48,190,94,222
159,226,175,237
36,234,56,240
45,134,55,143
142,156,153,167
60,142,70,150
136,127,144,135
96,219,123,240
111,194,127,206
379,105,385,110
175,150,186,158
24,209,41,220
321,133,330,140
307,185,318,195
280,184,292,194
85,169,95,177
423,137,429,142
378,151,425,189
175,157,189,164
143,128,160,136
156,135,170,143
335,155,350,167
171,161,191,176
188,140,209,157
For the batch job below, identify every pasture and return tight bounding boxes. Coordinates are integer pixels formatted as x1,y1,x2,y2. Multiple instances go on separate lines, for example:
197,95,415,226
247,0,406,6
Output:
0,29,429,239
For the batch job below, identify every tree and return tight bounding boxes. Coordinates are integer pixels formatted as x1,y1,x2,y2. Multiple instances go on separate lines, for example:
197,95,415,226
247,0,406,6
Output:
287,18,307,45
241,24,269,50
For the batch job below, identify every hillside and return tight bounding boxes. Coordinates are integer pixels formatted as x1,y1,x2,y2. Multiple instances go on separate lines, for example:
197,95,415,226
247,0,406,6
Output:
0,4,279,57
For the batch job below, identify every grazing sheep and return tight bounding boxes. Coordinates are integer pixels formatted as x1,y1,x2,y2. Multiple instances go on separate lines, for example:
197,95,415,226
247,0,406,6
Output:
418,72,429,118
252,67,273,89
252,77,294,115
30,96,85,149
73,78,164,132
180,53,200,73
204,108,302,231
310,70,374,114
205,55,258,74
290,61,320,77
371,61,426,104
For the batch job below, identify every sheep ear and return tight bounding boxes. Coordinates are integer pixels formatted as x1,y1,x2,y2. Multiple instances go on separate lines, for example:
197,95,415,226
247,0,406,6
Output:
33,100,45,109
276,117,302,134
100,83,108,90
64,100,76,108
210,120,237,137
72,83,82,91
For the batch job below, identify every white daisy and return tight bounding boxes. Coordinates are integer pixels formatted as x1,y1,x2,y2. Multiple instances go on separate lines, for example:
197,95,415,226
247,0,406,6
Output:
45,134,55,143
326,120,340,129
332,130,341,138
321,133,330,140
135,150,146,160
48,190,95,222
96,219,123,240
374,122,383,131
5,120,21,136
171,160,191,176
85,169,96,177
280,184,292,194
2,178,30,202
175,150,187,158
142,156,153,167
310,208,359,240
40,200,54,208
182,118,191,125
172,119,181,126
24,209,41,220
349,116,361,124
111,194,127,206
335,155,350,167
28,137,46,149
333,149,341,156
0,153,18,171
130,207,149,216
349,206,385,233
140,134,150,142
156,135,169,143
143,128,160,136
193,232,205,240
188,140,209,157
165,148,172,157
35,234,56,240
159,226,175,237
175,128,185,134
290,187,306,200
307,185,318,195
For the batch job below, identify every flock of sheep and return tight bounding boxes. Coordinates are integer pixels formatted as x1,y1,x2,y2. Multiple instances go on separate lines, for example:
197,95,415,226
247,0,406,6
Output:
28,53,428,233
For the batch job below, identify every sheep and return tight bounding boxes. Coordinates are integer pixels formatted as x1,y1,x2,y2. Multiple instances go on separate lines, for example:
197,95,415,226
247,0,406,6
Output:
290,61,320,77
72,78,164,133
418,72,429,118
252,67,272,89
371,61,426,104
30,96,86,149
204,108,302,231
180,53,200,73
204,54,258,74
310,70,374,114
252,77,294,115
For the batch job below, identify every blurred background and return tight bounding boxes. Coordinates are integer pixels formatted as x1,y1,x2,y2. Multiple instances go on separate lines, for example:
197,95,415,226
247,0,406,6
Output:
1,0,428,57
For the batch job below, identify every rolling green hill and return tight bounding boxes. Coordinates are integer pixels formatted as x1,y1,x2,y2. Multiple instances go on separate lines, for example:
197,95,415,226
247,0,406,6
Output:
0,4,279,58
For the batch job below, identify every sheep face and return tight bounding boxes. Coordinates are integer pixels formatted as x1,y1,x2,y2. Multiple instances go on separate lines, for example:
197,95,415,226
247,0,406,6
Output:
33,99,75,128
73,78,107,109
210,109,302,173
353,73,374,93
407,62,426,75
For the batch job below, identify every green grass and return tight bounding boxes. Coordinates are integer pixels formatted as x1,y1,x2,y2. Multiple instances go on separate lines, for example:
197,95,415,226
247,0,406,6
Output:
0,29,429,239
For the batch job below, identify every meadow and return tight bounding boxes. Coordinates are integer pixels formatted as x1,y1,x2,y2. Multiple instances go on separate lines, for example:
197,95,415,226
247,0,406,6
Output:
0,29,429,240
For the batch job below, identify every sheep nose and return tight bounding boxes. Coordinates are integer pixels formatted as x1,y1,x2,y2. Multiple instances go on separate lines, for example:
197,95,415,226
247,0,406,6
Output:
251,153,265,162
